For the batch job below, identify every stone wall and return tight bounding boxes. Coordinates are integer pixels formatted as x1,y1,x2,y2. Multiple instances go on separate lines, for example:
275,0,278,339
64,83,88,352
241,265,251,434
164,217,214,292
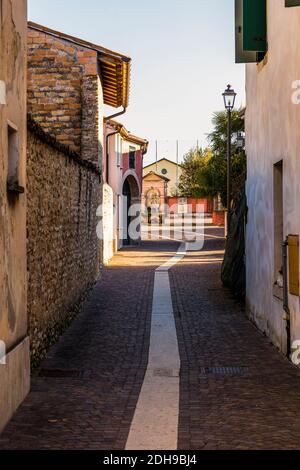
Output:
81,75,103,167
27,120,102,366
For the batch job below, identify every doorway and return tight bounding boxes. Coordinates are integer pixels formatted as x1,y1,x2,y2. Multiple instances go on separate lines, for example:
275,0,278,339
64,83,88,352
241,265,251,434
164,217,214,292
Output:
122,175,140,246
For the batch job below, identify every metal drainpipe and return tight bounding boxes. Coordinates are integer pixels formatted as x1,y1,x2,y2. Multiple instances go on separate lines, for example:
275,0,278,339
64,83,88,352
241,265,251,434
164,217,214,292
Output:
105,130,120,185
282,237,291,358
104,106,126,122
104,106,127,185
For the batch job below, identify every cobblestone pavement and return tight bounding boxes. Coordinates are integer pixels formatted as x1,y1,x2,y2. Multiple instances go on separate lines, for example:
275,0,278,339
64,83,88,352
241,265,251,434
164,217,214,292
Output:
0,241,179,450
170,227,300,450
2,226,300,450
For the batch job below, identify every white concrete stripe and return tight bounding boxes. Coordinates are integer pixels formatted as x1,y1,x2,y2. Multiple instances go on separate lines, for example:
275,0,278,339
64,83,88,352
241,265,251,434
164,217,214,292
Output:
125,243,186,450
0,81,6,105
157,243,186,271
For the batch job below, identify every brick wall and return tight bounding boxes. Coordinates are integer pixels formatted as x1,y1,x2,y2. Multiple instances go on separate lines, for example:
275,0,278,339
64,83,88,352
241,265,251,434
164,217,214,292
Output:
27,28,102,166
27,122,102,366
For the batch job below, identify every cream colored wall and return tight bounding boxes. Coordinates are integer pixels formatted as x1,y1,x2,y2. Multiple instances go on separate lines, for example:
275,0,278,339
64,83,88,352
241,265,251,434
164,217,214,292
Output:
143,160,182,196
245,0,300,354
0,0,27,351
103,127,143,259
0,0,30,432
142,174,167,211
122,140,139,153
103,127,122,263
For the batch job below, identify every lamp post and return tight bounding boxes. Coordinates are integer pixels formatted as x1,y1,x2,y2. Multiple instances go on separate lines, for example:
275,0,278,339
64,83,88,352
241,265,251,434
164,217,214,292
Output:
222,84,237,233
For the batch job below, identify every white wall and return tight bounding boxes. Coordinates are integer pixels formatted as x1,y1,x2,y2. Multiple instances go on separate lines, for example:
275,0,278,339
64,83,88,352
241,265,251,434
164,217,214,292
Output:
245,0,300,353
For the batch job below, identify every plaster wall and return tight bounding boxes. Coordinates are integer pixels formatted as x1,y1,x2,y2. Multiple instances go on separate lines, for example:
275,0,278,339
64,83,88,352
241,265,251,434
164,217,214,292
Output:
245,0,300,353
143,160,182,196
0,0,29,432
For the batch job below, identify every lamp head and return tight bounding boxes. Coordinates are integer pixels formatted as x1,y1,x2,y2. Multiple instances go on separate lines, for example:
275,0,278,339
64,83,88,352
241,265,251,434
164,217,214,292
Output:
223,84,237,111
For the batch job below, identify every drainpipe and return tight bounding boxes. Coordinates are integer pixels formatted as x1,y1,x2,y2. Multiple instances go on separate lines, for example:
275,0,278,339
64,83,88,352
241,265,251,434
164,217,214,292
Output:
104,106,127,185
104,106,126,122
105,130,120,185
282,237,291,358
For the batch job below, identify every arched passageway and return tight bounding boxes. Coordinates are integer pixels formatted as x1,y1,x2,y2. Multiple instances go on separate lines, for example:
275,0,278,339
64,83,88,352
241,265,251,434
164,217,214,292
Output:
122,175,140,246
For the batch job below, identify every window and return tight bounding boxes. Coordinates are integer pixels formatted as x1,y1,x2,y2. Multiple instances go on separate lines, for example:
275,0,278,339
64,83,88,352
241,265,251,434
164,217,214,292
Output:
161,168,168,175
235,0,267,64
116,135,122,168
7,121,23,193
286,1,300,6
243,0,267,53
129,146,136,170
273,161,283,292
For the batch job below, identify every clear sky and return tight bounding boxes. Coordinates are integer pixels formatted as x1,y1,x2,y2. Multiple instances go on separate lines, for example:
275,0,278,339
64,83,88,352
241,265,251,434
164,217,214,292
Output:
28,0,245,164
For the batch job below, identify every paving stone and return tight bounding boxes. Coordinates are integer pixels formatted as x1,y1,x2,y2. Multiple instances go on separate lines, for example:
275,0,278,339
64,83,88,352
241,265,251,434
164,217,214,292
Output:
170,226,300,450
0,241,178,450
2,227,300,450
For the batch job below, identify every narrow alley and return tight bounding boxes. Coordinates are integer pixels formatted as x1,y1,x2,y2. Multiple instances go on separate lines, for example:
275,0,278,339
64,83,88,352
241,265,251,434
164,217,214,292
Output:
4,0,300,460
1,225,300,451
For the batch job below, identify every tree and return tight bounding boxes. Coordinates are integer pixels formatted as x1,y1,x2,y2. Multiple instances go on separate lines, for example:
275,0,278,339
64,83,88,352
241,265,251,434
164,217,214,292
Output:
178,147,213,198
207,109,246,205
179,109,246,205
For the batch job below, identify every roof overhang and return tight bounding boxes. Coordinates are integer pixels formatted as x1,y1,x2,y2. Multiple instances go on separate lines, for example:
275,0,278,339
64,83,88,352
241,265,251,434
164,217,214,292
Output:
28,22,131,109
106,119,149,154
99,55,130,108
143,157,183,170
143,171,170,182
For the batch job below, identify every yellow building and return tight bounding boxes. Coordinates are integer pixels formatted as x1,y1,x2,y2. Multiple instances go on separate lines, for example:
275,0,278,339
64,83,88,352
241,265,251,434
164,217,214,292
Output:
143,158,182,196
0,0,30,432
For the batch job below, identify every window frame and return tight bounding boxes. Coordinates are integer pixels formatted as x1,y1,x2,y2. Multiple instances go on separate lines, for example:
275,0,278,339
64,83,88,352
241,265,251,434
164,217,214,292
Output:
129,146,136,170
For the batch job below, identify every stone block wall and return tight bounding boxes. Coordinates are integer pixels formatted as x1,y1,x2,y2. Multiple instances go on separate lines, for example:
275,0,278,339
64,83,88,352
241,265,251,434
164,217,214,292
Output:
81,75,103,167
27,121,102,366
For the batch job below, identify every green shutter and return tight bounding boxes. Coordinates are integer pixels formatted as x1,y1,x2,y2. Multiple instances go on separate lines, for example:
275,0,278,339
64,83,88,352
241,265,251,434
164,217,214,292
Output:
243,0,267,52
235,0,258,63
286,0,300,6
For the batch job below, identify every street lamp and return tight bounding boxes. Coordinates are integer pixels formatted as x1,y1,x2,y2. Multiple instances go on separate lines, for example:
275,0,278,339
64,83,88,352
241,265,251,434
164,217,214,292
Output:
222,84,237,233
236,131,245,150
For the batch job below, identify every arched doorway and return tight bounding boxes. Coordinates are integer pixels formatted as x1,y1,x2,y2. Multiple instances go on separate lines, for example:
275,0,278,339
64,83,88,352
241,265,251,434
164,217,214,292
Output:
122,174,140,246
145,188,161,224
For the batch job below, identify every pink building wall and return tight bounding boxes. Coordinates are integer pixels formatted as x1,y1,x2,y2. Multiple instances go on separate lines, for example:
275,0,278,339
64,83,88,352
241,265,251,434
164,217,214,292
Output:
122,149,143,190
167,197,213,214
142,179,167,213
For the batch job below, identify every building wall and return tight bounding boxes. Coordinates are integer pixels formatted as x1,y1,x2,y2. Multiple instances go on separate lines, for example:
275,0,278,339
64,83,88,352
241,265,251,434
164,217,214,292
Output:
212,210,225,227
142,175,167,213
122,144,143,190
143,160,182,196
27,125,102,366
27,27,103,166
102,127,145,260
0,0,30,432
245,0,300,354
103,129,123,258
